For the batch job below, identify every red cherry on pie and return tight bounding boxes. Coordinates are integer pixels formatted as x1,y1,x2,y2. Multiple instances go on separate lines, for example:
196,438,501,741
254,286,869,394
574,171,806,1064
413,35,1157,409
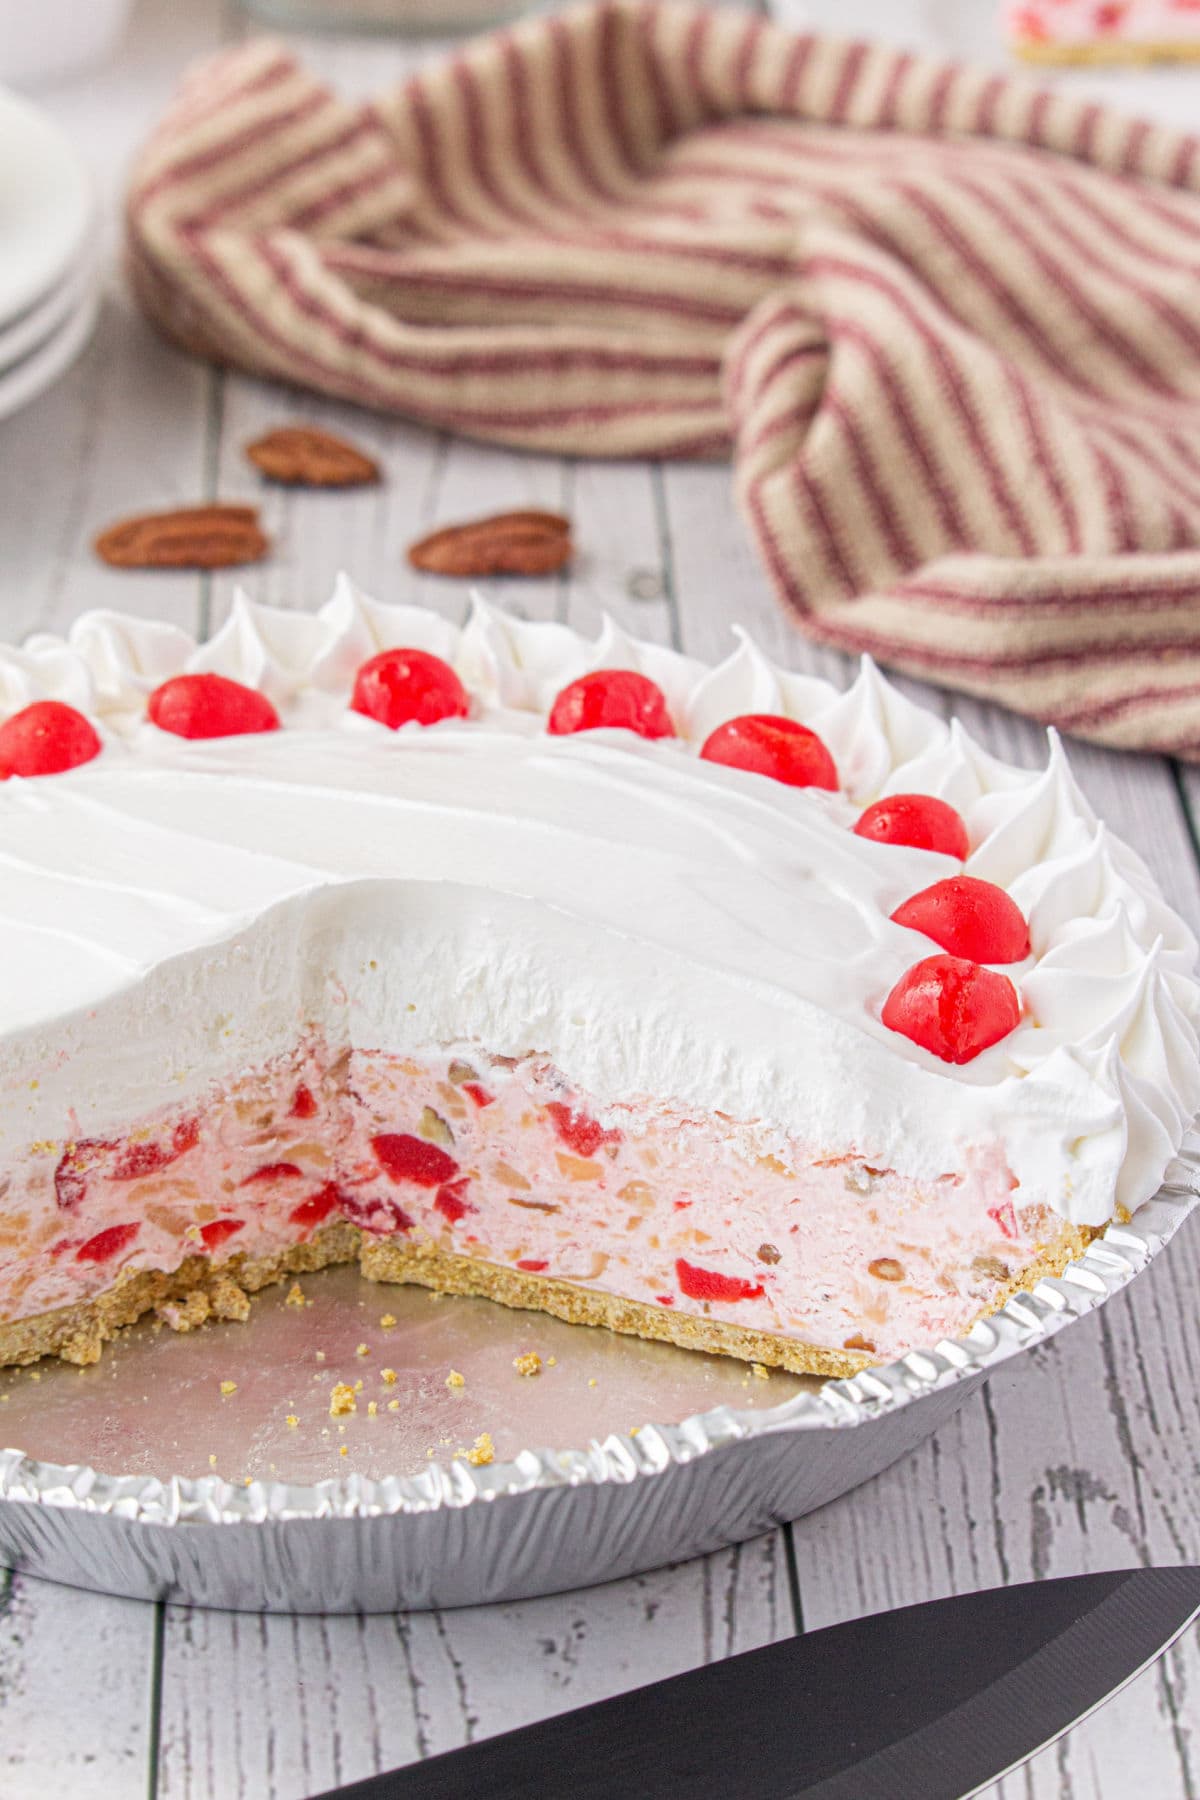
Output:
699,713,837,791
891,875,1030,964
149,673,280,739
854,793,969,859
0,700,102,779
548,670,674,739
350,647,468,730
882,953,1020,1064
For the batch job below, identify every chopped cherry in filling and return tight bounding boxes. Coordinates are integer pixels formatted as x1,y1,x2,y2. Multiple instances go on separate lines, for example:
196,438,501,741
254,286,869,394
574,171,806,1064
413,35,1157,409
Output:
54,1137,115,1210
111,1117,199,1182
76,1222,140,1265
675,1258,764,1303
434,1178,473,1224
545,1102,620,1158
0,700,102,779
241,1161,303,1185
148,672,280,739
891,876,1030,964
289,1183,344,1231
547,670,674,739
882,953,1020,1064
350,647,469,730
340,1192,414,1235
988,1200,1019,1241
699,714,837,791
372,1133,459,1187
290,1084,318,1119
516,1258,549,1272
462,1082,494,1109
199,1218,246,1252
854,794,969,859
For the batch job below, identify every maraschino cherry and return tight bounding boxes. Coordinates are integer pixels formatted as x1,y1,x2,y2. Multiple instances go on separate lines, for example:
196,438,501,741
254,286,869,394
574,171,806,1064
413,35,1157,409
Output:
148,673,280,739
0,700,101,778
891,876,1030,964
675,1258,764,1303
351,647,469,730
699,714,838,791
548,670,673,739
855,794,969,859
882,954,1020,1064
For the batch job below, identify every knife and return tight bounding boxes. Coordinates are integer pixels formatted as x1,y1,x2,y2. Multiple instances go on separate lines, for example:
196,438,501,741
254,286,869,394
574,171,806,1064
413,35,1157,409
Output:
317,1568,1200,1800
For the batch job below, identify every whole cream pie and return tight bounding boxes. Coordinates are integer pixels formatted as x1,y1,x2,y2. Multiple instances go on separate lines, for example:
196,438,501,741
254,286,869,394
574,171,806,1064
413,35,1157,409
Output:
0,581,1196,1376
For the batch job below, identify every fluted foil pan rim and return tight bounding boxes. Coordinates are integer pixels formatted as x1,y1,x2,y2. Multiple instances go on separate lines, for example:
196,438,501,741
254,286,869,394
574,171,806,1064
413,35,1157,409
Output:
2,1136,1197,1529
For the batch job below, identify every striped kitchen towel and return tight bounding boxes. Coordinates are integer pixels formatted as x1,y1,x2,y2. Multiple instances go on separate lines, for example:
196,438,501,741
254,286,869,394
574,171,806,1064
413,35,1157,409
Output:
127,0,1200,756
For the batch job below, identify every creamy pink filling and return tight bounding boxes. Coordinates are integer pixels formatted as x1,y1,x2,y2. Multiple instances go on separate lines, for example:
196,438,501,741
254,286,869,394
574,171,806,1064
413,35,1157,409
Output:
0,1041,1062,1361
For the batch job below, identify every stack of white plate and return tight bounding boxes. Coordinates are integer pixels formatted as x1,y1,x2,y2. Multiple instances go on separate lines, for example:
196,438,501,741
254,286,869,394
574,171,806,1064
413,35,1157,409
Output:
0,86,100,424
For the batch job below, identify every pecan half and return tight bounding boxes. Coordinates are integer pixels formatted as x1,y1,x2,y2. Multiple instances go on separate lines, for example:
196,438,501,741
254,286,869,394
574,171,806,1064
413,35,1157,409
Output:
867,1256,905,1283
245,424,379,488
94,505,269,570
408,509,572,578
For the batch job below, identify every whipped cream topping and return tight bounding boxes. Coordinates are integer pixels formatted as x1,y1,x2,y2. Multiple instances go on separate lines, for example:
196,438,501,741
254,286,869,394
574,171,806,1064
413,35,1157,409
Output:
1,579,1197,1228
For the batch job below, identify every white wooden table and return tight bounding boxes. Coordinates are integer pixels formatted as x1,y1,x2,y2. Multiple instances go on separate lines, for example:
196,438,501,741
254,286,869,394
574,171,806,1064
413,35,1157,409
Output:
3,3,1200,1794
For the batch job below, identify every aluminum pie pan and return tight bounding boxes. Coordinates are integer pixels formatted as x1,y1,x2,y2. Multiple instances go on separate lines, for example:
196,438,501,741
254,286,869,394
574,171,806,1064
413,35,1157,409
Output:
0,1138,1195,1614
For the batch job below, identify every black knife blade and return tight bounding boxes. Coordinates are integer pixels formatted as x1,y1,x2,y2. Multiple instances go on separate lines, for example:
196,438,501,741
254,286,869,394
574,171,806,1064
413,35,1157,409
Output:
316,1567,1200,1800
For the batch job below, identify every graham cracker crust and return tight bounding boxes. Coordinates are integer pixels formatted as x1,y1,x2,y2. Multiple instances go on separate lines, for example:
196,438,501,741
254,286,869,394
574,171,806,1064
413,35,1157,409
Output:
0,1224,361,1370
1012,39,1200,64
358,1236,870,1378
0,1218,1100,1380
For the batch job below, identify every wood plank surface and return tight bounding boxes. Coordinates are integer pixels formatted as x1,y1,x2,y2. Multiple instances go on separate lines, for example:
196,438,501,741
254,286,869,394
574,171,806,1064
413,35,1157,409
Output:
158,1537,792,1800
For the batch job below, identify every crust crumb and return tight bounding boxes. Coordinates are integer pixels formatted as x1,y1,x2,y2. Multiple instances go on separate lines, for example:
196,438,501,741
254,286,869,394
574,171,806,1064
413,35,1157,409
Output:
355,1342,370,1358
462,1432,494,1467
387,1398,400,1411
219,1380,237,1397
59,1322,103,1366
210,1276,251,1323
381,1367,398,1385
285,1284,306,1308
368,1400,378,1416
285,1413,299,1429
380,1313,397,1329
446,1368,465,1389
751,1362,770,1380
329,1381,357,1417
157,1291,211,1333
513,1351,542,1378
